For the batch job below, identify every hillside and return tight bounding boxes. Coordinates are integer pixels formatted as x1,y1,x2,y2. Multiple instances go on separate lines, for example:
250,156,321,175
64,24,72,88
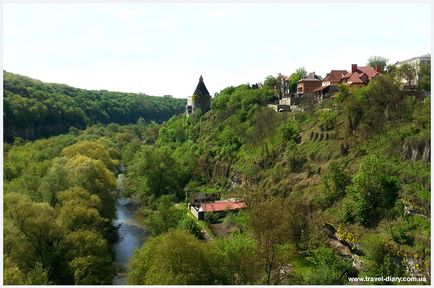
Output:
3,71,186,141
3,73,431,285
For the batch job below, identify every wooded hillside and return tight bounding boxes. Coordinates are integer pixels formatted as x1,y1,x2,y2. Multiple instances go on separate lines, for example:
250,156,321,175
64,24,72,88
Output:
3,71,186,141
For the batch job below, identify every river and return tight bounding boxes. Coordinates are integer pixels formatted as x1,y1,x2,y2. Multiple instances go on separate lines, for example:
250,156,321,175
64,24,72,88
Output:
112,196,149,284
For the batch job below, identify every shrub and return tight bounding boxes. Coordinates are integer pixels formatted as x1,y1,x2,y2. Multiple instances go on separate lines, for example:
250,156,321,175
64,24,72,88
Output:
347,156,400,227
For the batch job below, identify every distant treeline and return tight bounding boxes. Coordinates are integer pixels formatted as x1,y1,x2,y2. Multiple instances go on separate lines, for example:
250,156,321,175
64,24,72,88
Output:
3,71,186,141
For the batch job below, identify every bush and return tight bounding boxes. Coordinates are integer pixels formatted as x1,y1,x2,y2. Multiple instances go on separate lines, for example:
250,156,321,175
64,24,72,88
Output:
347,156,400,227
322,161,351,207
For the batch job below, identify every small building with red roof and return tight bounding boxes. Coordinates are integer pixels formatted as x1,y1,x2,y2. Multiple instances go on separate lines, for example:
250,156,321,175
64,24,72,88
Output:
340,64,381,86
296,72,322,96
314,70,348,100
189,198,247,221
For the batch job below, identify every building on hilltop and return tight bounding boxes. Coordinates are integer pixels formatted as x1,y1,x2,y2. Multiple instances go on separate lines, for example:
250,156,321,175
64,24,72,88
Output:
296,72,322,96
186,75,211,116
395,53,431,68
340,64,381,86
314,70,348,100
394,54,431,92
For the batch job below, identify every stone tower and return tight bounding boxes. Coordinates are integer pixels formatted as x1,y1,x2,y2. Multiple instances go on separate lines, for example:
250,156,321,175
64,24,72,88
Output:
186,75,211,116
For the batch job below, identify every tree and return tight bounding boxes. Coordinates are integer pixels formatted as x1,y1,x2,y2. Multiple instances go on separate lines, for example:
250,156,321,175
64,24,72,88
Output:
249,198,308,285
128,230,227,285
61,141,114,170
38,157,70,207
145,195,183,235
396,63,418,90
345,156,400,227
65,155,116,219
126,146,182,201
263,75,279,90
213,233,261,284
322,161,351,206
367,56,388,72
288,67,307,93
419,62,431,91
64,230,114,284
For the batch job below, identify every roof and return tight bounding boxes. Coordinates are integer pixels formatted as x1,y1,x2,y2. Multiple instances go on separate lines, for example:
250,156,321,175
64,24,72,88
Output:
342,72,365,84
395,54,431,65
297,72,321,83
313,85,329,92
356,66,379,79
323,70,348,82
201,201,246,212
193,75,210,96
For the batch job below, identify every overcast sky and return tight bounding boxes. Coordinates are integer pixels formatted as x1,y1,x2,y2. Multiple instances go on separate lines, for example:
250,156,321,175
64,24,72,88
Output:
3,3,431,98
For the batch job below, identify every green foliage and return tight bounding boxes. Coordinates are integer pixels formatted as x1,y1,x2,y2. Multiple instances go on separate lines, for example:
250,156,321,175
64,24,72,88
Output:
213,233,260,284
3,130,122,284
367,55,388,72
288,67,307,93
322,161,351,207
4,71,185,141
346,156,400,227
360,234,405,284
419,62,431,91
303,246,354,285
126,145,184,201
145,196,183,235
65,230,114,285
249,197,309,284
128,230,228,285
177,215,204,239
316,109,338,131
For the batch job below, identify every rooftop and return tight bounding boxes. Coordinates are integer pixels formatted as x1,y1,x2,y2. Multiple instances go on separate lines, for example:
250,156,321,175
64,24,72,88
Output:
193,75,210,96
201,200,246,212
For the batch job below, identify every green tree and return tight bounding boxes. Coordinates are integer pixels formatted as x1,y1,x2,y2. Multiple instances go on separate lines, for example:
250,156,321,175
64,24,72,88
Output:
346,156,400,227
249,198,308,285
419,62,431,91
61,141,114,170
146,195,183,235
38,157,70,207
128,229,227,285
65,155,116,219
322,161,351,206
367,55,388,72
288,67,307,93
126,146,182,201
213,233,260,284
64,230,114,284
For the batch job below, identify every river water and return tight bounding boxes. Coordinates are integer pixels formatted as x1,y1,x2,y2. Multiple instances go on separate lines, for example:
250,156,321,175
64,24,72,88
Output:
112,196,149,284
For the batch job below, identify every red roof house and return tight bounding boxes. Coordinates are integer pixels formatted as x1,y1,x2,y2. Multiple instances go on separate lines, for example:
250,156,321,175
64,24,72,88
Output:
201,201,246,212
340,64,381,86
313,70,348,99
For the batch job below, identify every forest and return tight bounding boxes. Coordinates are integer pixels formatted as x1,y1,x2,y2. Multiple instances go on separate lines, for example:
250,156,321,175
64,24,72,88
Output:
3,64,431,285
3,71,186,141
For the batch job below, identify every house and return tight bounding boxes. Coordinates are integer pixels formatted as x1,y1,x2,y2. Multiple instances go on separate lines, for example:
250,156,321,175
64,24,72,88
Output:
189,198,246,221
395,53,431,68
314,70,348,100
394,54,431,90
340,64,381,86
296,72,322,96
186,75,212,116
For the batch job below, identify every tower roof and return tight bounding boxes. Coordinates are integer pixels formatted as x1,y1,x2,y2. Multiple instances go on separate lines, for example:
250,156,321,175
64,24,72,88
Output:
193,75,210,96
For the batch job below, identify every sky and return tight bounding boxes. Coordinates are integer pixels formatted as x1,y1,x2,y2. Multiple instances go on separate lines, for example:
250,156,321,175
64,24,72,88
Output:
3,2,432,98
